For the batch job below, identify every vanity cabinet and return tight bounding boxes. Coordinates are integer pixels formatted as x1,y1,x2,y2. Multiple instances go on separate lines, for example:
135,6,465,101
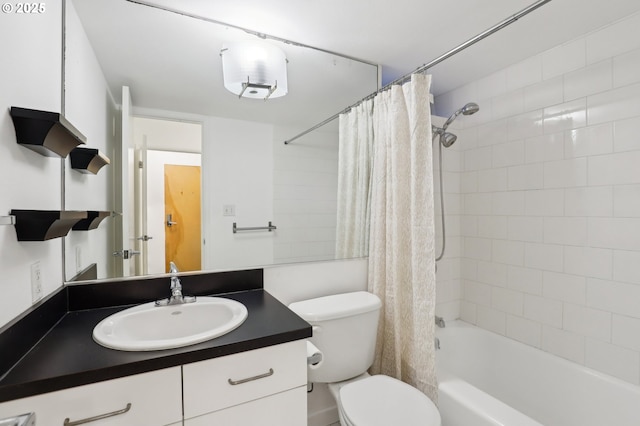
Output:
0,367,182,426
183,340,307,424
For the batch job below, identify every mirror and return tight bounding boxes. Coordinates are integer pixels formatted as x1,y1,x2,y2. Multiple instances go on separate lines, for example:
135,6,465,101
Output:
62,0,379,281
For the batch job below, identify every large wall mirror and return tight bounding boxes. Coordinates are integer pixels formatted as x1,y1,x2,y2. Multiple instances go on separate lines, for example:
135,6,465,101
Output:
62,0,379,282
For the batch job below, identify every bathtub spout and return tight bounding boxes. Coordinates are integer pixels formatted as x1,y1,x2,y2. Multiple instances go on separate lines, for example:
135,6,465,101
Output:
435,316,446,328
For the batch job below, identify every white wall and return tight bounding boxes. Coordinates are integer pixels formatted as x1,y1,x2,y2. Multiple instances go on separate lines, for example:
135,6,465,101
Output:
64,0,117,280
436,11,640,385
0,0,63,327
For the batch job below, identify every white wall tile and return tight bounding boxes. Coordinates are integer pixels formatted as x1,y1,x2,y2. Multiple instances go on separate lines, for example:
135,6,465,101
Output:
563,304,611,341
492,240,525,266
476,70,508,101
564,123,614,158
524,77,563,112
524,294,563,327
464,146,493,171
542,326,585,364
477,119,508,147
492,287,524,316
477,260,507,287
524,243,564,272
524,132,564,164
465,193,492,215
461,258,478,281
477,168,508,193
586,12,640,65
613,48,640,88
587,278,640,319
461,171,479,193
464,237,492,261
563,60,613,101
587,82,640,126
543,217,587,246
476,305,506,335
544,158,588,188
525,189,564,216
508,216,543,243
507,110,544,141
588,218,640,250
564,246,613,280
614,115,640,152
585,339,640,384
614,185,640,217
588,151,640,185
612,315,640,352
492,191,526,216
460,301,478,324
477,216,507,240
492,90,524,120
507,56,542,91
564,186,613,217
542,38,586,80
508,265,543,295
543,99,587,134
542,271,586,305
493,141,525,168
508,163,544,191
507,315,542,348
460,216,478,237
613,250,640,285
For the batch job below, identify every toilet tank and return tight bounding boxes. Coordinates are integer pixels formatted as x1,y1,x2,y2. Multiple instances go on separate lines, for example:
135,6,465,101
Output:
289,291,381,383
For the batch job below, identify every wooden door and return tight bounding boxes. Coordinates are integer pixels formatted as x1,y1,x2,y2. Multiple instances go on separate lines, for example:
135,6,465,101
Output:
164,164,201,272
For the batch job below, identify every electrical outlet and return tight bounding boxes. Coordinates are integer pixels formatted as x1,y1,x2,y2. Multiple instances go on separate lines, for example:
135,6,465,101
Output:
223,204,236,217
30,261,43,303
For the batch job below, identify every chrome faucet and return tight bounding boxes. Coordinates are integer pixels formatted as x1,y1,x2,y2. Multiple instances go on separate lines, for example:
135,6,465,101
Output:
435,316,446,328
155,262,196,306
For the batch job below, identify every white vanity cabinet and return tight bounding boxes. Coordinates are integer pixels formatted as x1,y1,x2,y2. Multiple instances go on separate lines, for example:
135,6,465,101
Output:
183,340,307,425
0,367,182,426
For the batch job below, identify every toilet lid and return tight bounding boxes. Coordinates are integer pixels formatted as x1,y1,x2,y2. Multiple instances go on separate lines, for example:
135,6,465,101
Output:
339,375,441,426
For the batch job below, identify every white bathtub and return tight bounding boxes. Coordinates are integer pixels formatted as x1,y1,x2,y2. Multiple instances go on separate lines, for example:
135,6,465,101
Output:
436,321,640,426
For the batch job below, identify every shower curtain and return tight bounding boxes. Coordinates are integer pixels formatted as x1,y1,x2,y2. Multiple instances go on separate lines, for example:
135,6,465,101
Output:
336,73,437,402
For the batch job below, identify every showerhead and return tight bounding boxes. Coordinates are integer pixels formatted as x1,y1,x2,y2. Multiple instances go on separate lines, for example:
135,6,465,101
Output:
441,102,480,131
440,132,457,148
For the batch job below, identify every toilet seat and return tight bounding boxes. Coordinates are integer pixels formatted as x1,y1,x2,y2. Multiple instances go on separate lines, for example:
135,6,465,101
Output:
338,375,441,426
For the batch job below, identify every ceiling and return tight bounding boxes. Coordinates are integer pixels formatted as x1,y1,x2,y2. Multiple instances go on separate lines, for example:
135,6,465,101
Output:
72,0,640,126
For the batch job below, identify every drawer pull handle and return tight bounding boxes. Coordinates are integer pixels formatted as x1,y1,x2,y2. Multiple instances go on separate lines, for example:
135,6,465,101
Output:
228,368,274,385
63,403,131,425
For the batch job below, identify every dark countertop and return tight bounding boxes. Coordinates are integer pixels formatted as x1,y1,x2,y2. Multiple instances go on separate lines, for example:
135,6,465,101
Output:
0,289,311,403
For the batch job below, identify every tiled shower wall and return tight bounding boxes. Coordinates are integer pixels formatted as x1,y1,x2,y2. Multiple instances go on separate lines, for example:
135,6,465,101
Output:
435,11,640,385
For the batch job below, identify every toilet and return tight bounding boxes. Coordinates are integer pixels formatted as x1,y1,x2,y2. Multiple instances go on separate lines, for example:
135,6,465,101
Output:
289,291,441,426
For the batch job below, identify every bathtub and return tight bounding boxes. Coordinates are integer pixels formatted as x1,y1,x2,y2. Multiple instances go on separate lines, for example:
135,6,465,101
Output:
436,321,640,426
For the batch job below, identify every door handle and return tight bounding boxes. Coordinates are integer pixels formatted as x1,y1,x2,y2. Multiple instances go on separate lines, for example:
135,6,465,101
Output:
136,235,153,241
112,250,141,259
166,214,177,227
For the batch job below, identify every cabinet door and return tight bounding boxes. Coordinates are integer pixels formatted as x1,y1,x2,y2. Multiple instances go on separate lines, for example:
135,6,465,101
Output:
183,340,307,419
0,367,182,426
184,386,307,426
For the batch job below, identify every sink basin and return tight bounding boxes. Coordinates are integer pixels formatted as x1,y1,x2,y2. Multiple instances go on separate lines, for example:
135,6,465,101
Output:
93,297,248,351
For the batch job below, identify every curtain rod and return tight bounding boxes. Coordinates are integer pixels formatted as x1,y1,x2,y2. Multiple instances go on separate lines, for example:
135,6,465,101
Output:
284,0,553,145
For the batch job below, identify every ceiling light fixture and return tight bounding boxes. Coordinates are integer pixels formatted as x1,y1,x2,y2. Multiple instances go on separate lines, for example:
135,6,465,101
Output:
220,40,288,100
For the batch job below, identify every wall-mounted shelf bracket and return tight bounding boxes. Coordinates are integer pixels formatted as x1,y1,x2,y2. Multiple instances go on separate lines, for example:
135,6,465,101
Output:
9,106,86,158
72,210,111,231
70,147,110,174
11,210,87,241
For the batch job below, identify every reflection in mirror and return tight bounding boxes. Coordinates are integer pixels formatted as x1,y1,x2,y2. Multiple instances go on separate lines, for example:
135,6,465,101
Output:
63,0,379,281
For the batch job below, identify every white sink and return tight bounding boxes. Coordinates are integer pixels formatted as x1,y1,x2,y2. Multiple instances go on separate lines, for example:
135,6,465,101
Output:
93,297,248,351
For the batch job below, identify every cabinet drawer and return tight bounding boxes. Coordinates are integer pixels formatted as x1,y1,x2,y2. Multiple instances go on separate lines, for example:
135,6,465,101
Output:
184,385,307,426
183,340,307,419
0,367,182,426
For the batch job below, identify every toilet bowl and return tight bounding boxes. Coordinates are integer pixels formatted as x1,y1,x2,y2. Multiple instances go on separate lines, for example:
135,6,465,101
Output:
328,374,441,426
289,291,441,426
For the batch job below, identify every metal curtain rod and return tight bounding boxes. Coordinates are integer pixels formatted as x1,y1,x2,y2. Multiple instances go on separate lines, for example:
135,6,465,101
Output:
283,0,553,145
125,0,378,69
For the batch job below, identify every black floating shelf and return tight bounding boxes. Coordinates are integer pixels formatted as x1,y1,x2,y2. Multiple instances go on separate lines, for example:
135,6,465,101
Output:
70,147,110,175
72,210,110,231
11,210,87,241
9,106,86,158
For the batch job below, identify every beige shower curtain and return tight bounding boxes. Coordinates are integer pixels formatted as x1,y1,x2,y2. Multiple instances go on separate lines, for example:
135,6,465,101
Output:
367,74,438,403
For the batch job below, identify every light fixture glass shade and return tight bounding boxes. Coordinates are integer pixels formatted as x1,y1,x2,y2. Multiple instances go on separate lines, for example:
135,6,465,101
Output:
221,40,288,100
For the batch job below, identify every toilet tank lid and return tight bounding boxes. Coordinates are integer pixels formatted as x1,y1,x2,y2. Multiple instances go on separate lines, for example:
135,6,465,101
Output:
289,291,381,322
